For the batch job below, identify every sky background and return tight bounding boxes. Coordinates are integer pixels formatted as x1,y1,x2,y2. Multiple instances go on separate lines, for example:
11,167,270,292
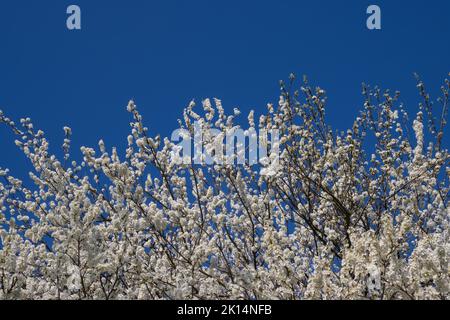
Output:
0,0,449,178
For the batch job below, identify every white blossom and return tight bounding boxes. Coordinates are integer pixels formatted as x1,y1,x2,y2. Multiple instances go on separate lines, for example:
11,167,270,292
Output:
0,76,448,300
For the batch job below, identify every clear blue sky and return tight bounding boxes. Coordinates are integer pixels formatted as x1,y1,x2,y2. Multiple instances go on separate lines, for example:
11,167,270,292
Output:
0,0,449,177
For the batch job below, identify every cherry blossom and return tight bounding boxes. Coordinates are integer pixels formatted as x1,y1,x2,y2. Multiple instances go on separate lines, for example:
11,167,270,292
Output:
0,75,448,300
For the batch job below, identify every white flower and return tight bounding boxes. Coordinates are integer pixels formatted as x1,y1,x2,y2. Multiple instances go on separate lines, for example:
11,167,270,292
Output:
0,78,447,300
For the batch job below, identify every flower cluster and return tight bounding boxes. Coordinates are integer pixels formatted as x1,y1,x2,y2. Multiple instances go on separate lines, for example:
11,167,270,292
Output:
0,75,448,300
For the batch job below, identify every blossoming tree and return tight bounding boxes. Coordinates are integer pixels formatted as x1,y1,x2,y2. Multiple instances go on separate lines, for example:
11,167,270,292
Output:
0,75,448,300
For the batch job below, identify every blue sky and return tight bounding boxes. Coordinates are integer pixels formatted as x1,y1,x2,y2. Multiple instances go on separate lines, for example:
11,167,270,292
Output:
0,0,449,178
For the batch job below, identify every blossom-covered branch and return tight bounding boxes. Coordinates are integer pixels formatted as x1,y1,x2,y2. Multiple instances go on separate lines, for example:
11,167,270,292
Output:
0,75,448,300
